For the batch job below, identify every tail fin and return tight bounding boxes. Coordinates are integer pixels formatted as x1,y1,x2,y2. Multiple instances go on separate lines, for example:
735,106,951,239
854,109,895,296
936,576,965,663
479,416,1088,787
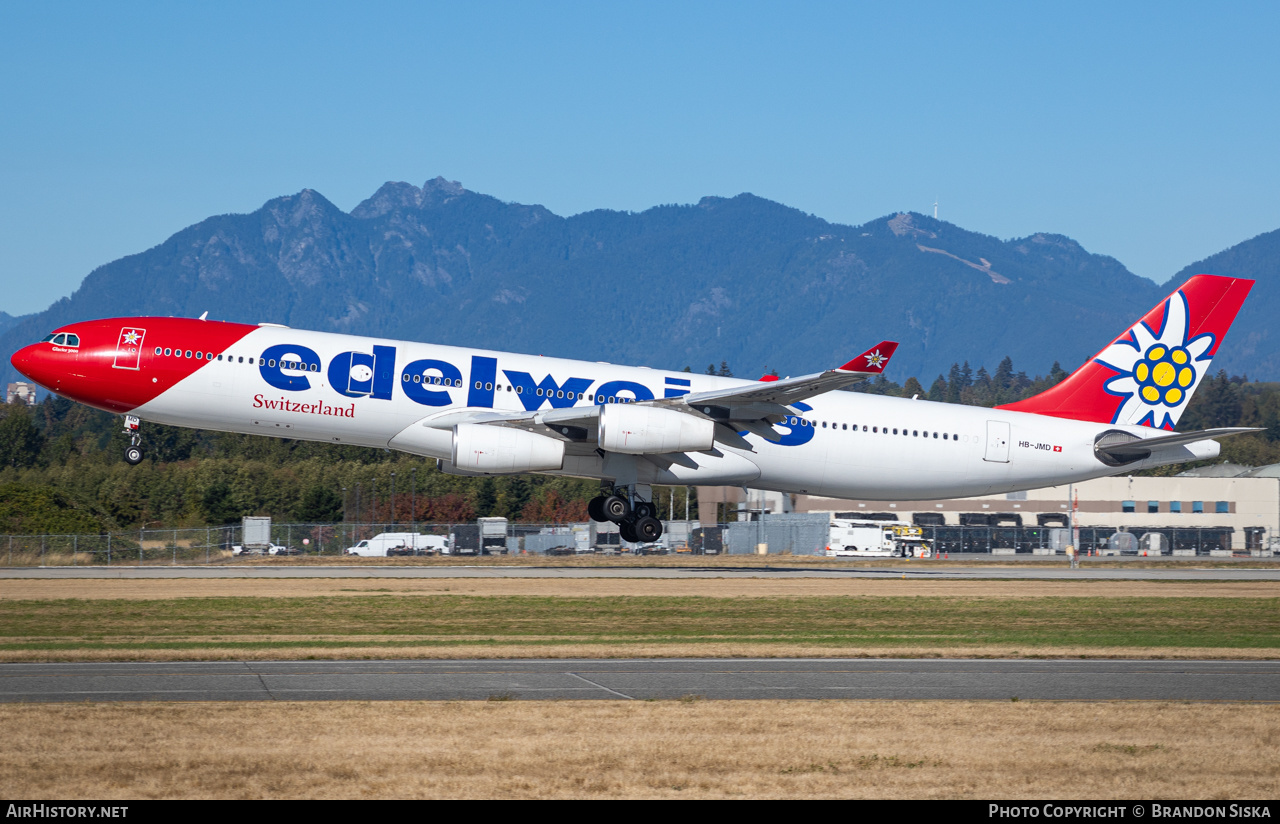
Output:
997,274,1254,430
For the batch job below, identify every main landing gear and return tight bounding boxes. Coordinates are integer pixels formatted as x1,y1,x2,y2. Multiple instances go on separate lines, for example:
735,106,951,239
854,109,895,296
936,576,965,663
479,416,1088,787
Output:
122,415,144,465
588,487,663,543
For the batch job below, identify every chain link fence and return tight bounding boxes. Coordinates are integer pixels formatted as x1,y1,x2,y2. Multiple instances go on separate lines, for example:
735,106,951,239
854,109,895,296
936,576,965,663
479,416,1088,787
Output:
0,520,1261,566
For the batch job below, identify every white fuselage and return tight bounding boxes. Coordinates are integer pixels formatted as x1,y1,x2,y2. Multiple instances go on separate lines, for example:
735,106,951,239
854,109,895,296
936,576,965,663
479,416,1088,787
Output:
132,326,1215,499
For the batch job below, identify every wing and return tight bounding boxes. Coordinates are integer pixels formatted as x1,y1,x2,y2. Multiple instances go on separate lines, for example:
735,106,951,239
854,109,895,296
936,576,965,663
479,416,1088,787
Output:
421,341,899,456
660,341,898,422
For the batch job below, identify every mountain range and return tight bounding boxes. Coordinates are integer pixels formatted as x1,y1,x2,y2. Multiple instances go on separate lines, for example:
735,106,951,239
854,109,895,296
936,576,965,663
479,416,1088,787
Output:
3,177,1277,388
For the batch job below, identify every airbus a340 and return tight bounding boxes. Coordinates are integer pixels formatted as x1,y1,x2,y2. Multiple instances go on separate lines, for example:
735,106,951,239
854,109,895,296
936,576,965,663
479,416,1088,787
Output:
9,274,1257,543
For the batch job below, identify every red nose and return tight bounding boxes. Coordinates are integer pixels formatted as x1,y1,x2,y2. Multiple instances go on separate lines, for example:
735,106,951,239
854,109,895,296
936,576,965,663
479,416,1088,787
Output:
9,344,52,390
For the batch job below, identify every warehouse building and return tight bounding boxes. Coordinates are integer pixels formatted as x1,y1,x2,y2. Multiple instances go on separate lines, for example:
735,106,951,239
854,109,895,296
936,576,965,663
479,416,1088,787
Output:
700,464,1280,552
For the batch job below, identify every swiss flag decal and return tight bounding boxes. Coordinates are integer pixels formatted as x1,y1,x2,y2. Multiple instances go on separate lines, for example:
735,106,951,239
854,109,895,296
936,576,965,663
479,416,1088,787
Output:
1053,445,1063,452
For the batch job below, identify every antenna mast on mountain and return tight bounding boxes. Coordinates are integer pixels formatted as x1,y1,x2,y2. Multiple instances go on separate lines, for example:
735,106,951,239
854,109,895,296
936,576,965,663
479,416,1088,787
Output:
933,198,938,220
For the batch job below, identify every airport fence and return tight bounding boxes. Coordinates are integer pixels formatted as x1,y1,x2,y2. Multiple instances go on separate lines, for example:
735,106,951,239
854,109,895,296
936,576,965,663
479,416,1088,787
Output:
0,521,1259,566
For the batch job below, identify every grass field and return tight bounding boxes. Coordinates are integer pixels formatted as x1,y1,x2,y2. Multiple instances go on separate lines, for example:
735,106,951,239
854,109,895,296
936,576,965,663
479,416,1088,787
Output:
1,700,1275,799
1,590,1277,661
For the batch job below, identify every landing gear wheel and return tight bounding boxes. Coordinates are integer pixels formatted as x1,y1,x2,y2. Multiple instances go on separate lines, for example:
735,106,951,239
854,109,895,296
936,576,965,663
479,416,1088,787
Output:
634,516,662,542
602,495,631,522
124,446,144,465
633,501,655,519
619,521,639,543
588,496,608,523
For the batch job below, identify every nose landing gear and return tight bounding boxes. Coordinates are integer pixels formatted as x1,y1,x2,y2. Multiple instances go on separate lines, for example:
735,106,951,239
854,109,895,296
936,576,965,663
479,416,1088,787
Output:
588,486,663,543
122,415,144,465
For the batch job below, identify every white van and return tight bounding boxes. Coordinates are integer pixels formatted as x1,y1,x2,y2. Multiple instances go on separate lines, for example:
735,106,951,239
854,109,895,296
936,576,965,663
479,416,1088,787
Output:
344,533,448,557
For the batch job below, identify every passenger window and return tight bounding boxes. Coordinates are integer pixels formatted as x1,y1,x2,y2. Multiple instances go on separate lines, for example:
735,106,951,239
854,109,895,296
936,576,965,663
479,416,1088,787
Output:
196,352,203,359
872,427,878,433
155,347,163,355
892,428,898,435
249,358,254,364
164,348,172,356
842,423,847,430
943,433,948,440
913,430,918,436
185,350,193,358
862,426,867,432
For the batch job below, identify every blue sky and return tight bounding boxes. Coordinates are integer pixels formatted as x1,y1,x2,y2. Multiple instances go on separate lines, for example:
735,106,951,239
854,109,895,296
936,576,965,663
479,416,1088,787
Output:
2,1,1278,315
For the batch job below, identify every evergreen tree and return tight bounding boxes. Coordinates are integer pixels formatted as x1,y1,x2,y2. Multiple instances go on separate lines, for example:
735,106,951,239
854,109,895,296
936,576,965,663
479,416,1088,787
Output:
201,481,240,524
296,485,343,522
945,363,962,403
927,375,947,402
993,356,1015,391
717,361,733,377
474,478,497,517
0,406,43,469
901,377,925,398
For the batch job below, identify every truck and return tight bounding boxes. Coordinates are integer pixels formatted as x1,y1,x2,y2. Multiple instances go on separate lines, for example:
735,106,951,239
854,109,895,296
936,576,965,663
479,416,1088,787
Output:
824,518,934,558
478,517,509,555
344,533,449,557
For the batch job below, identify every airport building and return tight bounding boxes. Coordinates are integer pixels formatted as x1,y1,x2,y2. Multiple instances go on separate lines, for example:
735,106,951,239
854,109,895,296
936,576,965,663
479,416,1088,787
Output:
702,463,1280,552
5,381,36,407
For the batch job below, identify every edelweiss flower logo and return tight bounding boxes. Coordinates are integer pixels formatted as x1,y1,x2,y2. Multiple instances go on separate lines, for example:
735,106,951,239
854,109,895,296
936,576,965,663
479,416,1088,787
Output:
122,330,140,345
864,349,888,369
1095,289,1214,429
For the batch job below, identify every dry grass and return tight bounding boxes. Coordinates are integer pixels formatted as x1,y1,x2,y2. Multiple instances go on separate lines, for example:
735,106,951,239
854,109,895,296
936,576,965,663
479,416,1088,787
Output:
2,578,1277,600
0,700,1275,799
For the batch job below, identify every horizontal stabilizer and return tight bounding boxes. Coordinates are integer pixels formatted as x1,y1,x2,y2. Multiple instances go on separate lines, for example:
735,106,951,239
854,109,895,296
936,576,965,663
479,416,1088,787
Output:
1095,426,1261,465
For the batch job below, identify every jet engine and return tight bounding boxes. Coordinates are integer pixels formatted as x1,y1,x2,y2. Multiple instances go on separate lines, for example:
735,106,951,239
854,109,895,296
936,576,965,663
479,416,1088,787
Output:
598,404,715,454
452,423,565,474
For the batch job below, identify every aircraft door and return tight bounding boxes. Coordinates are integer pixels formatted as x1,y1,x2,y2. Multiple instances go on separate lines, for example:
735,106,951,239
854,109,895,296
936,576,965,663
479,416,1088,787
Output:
984,420,1010,463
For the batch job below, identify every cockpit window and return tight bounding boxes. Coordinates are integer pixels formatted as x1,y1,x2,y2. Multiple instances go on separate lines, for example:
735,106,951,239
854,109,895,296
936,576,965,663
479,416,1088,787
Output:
40,334,55,343
52,334,67,345
64,334,79,347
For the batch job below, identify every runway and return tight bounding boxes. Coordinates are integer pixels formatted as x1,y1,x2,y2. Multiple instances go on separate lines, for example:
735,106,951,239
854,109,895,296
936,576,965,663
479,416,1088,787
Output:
3,659,1278,702
3,564,1279,581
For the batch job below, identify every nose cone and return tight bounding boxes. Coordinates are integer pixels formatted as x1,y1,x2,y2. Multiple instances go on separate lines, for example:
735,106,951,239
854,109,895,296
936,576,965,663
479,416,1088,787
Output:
10,343,51,388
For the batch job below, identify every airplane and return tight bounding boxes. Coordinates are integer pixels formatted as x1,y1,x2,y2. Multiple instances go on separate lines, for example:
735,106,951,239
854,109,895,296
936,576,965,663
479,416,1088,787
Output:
8,274,1259,543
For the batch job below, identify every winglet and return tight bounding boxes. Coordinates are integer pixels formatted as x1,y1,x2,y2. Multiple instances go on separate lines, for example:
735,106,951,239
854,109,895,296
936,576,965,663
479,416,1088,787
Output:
757,374,781,382
838,341,898,374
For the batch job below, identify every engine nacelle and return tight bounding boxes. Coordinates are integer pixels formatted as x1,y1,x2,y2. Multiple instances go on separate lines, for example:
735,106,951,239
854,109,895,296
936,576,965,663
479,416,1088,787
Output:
598,404,716,454
452,424,565,474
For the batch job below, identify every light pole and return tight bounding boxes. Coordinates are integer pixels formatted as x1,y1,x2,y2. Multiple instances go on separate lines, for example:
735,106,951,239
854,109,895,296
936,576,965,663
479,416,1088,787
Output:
391,471,397,527
372,478,378,528
411,468,417,529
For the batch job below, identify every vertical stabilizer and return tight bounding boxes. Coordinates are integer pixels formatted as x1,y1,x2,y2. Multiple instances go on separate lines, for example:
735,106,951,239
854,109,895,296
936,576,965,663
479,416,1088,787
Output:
997,274,1253,430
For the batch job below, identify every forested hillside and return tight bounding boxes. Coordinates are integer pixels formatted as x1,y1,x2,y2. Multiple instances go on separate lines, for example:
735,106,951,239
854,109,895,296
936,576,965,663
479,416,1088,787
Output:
2,178,1187,390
